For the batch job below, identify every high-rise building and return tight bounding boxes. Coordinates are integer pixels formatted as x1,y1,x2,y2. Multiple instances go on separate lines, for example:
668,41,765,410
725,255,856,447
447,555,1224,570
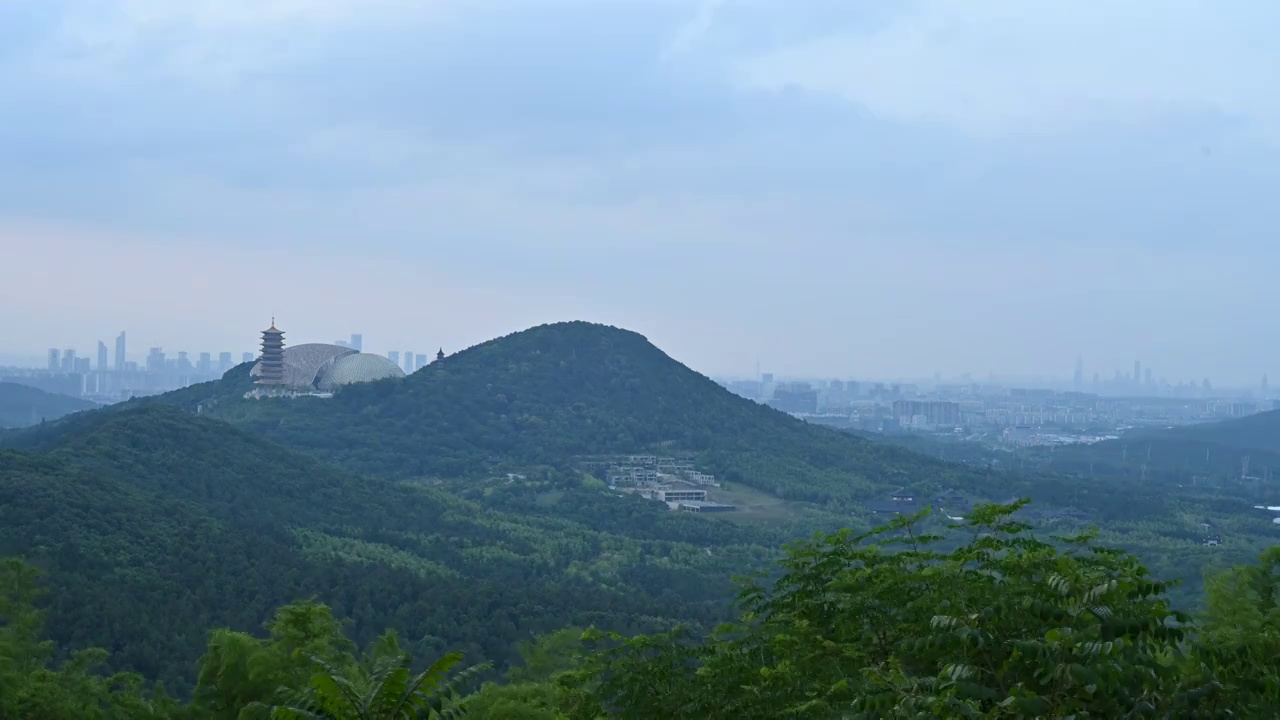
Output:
414,353,427,370
47,348,59,371
1133,360,1141,389
1144,369,1153,388
73,357,90,373
218,352,233,372
1073,357,1084,391
97,341,109,371
388,351,400,365
404,350,414,373
61,349,76,372
177,351,192,372
350,334,363,352
197,352,212,373
147,347,166,373
242,352,254,363
256,320,287,385
115,332,126,370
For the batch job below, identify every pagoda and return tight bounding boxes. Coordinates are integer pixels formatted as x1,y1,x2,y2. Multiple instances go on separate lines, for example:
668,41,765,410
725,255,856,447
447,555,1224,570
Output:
256,318,287,385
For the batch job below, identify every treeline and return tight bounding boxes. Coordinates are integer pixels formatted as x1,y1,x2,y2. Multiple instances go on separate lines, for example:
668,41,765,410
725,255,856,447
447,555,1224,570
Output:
6,503,1280,718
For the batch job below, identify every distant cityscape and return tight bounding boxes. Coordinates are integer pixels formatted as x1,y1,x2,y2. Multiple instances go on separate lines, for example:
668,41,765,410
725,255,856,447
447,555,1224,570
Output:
0,329,445,403
720,363,1278,449
2,328,1276,449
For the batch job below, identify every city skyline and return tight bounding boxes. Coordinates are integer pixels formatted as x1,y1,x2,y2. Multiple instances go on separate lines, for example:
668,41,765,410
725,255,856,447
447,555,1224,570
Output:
3,325,1273,393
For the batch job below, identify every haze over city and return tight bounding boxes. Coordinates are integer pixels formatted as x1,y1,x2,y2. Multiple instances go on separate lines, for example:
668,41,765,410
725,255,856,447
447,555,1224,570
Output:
3,0,1278,383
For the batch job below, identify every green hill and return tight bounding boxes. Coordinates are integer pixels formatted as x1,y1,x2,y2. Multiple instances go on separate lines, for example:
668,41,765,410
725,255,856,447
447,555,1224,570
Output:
0,381,99,428
151,322,1059,509
1155,409,1280,456
0,403,796,695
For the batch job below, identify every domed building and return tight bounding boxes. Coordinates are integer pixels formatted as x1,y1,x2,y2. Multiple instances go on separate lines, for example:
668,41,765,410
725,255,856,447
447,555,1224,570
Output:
250,341,406,392
317,353,406,391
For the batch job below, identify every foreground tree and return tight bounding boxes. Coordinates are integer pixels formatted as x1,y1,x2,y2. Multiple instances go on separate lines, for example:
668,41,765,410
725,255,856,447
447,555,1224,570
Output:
0,557,177,719
566,502,1232,718
255,631,485,720
1190,546,1280,713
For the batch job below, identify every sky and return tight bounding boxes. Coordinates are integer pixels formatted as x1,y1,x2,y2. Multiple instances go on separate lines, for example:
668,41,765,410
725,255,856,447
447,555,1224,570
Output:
2,0,1278,384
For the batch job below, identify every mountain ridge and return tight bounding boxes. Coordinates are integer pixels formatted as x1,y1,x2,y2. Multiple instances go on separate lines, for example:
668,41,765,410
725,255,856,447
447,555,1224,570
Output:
142,321,1042,507
0,381,99,428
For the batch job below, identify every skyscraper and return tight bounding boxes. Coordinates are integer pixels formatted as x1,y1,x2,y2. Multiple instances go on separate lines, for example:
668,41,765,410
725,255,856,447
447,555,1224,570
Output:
388,351,400,365
61,349,76,372
404,350,414,373
197,352,212,373
242,352,254,363
350,334,363,352
147,347,165,373
97,341,109,371
115,332,126,370
219,352,233,372
47,348,59,371
1133,360,1141,389
414,353,427,370
1073,356,1084,391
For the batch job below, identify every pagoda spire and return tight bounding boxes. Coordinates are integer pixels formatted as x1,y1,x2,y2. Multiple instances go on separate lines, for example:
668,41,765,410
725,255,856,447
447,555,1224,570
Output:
257,319,287,385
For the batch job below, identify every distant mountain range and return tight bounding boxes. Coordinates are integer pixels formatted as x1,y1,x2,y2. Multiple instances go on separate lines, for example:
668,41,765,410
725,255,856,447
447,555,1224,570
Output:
0,381,98,428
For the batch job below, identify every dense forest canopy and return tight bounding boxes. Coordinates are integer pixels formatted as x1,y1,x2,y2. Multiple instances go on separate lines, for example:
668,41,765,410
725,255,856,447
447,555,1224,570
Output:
0,404,802,695
6,504,1280,717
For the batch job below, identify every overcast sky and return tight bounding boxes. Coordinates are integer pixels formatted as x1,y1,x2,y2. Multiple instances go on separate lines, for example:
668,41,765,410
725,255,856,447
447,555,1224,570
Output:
2,0,1277,383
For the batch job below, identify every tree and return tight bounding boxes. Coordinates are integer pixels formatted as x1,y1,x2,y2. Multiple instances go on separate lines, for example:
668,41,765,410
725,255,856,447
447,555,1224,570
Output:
1193,547,1280,713
258,631,485,719
570,502,1218,718
0,557,175,719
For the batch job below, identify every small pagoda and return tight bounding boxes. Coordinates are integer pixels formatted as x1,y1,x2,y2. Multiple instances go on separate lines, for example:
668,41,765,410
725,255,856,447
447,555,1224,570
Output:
256,318,287,385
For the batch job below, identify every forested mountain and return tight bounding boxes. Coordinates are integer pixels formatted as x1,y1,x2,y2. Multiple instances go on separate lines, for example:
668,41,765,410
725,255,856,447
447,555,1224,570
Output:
0,381,98,428
1152,409,1280,456
147,322,1062,509
0,403,798,695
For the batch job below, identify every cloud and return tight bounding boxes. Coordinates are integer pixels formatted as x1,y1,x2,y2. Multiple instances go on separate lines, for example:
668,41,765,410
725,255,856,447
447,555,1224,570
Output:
2,0,1279,381
736,0,1280,141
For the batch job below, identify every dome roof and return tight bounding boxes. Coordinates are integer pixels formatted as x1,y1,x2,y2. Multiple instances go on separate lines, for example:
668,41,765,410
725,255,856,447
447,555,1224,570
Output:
316,353,406,391
251,343,357,388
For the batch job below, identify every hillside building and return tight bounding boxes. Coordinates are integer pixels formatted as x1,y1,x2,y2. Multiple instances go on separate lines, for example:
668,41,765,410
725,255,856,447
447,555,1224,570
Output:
256,320,287,386
247,319,407,397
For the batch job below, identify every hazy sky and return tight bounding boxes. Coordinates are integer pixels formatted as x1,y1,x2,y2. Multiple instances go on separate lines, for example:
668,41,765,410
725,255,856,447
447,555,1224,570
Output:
2,0,1278,383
